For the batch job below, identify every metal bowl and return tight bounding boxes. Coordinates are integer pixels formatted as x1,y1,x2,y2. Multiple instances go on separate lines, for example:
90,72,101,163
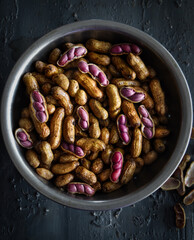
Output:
1,20,192,210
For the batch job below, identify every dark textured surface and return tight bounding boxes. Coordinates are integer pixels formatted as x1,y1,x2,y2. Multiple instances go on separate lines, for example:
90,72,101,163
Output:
0,0,193,239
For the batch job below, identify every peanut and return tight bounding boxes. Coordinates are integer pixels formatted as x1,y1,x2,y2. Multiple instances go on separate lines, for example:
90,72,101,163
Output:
51,161,80,175
59,154,79,163
19,118,34,132
86,39,112,53
23,72,39,95
102,181,122,193
89,99,108,120
101,145,113,165
81,158,91,170
39,141,54,166
55,173,74,187
52,73,69,91
89,113,101,139
100,127,110,145
98,169,111,182
87,52,110,66
75,166,97,185
106,84,121,119
109,125,119,144
130,128,142,158
36,168,54,180
143,150,158,165
91,158,104,174
48,48,61,64
122,100,141,127
120,160,136,184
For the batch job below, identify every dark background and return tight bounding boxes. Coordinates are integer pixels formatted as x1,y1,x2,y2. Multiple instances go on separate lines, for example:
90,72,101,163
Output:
0,0,194,239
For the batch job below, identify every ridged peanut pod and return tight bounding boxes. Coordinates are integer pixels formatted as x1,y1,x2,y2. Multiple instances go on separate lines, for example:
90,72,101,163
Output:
89,113,101,139
86,39,112,53
63,116,75,144
149,78,166,116
48,48,61,64
55,173,74,187
111,78,140,88
52,73,69,91
15,128,33,149
29,104,50,139
120,160,136,184
23,72,39,95
106,84,121,119
87,52,110,66
36,168,54,180
49,108,65,149
127,53,149,81
39,141,54,166
75,166,97,185
122,100,141,127
102,181,122,193
30,90,49,123
130,128,143,158
76,138,106,153
74,71,104,100
112,56,136,80
52,86,73,115
89,99,108,120
52,161,80,175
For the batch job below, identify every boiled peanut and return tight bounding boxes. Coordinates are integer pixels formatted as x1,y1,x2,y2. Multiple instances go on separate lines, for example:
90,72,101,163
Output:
100,127,110,145
143,150,158,165
23,72,39,95
89,99,108,120
142,137,151,154
108,64,121,77
39,141,54,166
41,82,52,96
63,116,75,144
127,53,149,81
35,61,47,73
55,173,74,187
86,39,112,53
21,107,30,118
44,64,59,78
111,78,140,88
52,73,69,91
134,157,144,174
87,52,110,66
36,168,54,180
19,118,34,132
112,56,136,80
150,78,166,116
68,79,79,97
87,151,99,161
32,72,53,85
122,100,141,127
25,149,40,168
81,158,91,170
109,125,119,144
155,127,170,138
48,48,61,64
51,161,80,175
154,139,166,153
120,160,136,184
91,158,104,174
98,169,111,182
52,86,73,115
47,104,56,115
89,113,101,139
75,89,88,105
75,166,97,185
130,128,142,158
102,181,122,193
49,108,65,149
76,138,106,153
106,84,121,119
147,66,156,79
92,181,102,192
59,154,79,163
45,95,59,106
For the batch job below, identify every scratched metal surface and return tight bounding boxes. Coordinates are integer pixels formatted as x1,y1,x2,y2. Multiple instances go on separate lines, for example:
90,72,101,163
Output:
0,0,193,239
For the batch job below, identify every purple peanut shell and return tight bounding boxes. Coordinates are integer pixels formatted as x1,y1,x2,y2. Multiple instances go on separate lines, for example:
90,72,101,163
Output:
78,60,89,73
17,132,27,141
58,54,68,66
112,151,122,163
32,91,43,103
138,105,149,118
120,87,135,98
129,93,145,102
89,65,100,77
67,47,75,60
36,111,47,123
21,140,33,148
68,184,77,193
76,184,85,193
111,45,123,54
98,72,109,86
78,107,88,121
33,102,44,112
120,132,130,143
79,119,88,129
130,44,141,54
120,44,131,53
143,127,153,139
69,144,75,152
75,146,84,157
119,124,128,133
118,115,126,125
111,169,122,182
141,117,153,128
75,47,87,57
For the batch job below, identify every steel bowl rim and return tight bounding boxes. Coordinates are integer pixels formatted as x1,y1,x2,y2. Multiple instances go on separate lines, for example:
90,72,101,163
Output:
1,19,193,210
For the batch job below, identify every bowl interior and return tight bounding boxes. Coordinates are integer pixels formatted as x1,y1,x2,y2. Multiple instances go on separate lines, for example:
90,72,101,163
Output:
3,21,192,210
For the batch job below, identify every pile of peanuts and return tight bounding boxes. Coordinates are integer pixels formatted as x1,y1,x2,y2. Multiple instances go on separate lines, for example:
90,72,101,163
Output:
15,39,170,197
